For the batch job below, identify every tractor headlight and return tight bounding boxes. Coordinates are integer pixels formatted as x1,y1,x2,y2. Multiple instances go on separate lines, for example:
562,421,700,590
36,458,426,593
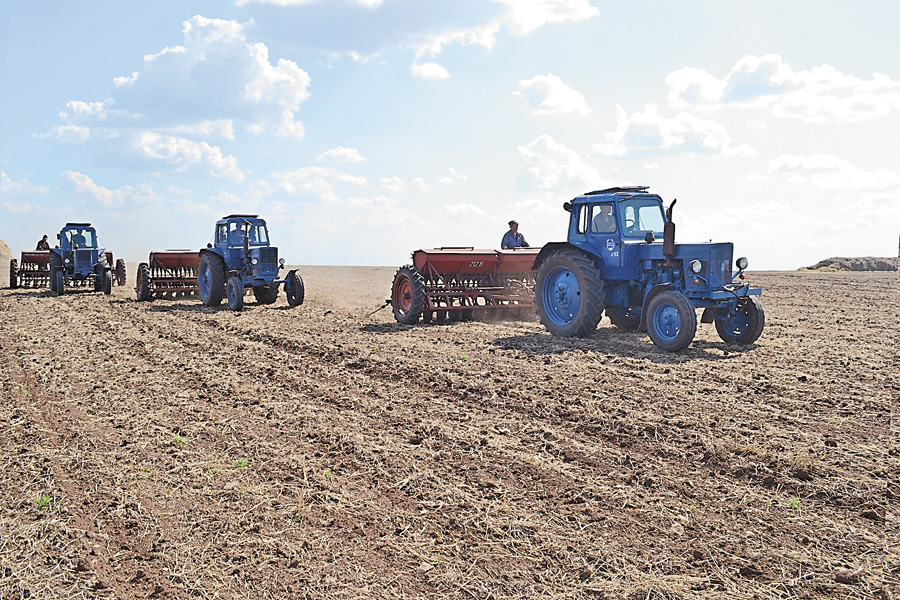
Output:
279,258,285,267
736,257,749,270
251,258,258,265
64,258,70,264
689,260,702,274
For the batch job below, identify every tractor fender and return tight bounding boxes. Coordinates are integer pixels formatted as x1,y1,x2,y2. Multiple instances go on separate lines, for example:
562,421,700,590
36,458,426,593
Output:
638,283,672,332
283,269,298,293
199,247,224,261
532,242,577,271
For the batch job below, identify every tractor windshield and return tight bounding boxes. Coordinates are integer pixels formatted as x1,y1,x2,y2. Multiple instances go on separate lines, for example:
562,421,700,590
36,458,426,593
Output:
619,198,666,239
66,228,96,248
223,221,269,247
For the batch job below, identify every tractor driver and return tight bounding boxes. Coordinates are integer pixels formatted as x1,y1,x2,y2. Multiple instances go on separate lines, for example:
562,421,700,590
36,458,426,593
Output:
592,205,616,234
71,230,87,248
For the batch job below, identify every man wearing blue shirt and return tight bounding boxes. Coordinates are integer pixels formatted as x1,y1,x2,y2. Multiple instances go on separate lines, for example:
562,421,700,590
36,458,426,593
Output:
501,220,529,249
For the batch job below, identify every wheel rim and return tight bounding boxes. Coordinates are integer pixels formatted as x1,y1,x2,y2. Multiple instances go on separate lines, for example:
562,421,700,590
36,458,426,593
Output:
199,264,210,298
542,266,580,326
652,302,682,340
721,304,750,336
393,275,412,316
228,280,238,305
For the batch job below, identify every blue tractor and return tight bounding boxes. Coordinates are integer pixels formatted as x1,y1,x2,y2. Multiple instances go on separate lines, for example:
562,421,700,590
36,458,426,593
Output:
197,214,304,311
49,223,113,296
533,187,764,352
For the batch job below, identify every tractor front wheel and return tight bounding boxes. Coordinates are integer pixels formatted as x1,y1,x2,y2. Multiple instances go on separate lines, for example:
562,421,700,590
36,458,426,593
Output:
646,290,697,352
198,254,226,306
115,258,127,286
102,270,112,295
9,259,17,289
226,276,244,311
715,297,765,345
391,265,425,324
606,306,641,331
136,263,152,301
285,271,305,307
534,249,605,337
253,283,279,305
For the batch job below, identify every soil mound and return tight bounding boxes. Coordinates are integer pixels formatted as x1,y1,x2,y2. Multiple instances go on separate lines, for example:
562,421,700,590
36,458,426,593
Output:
801,256,898,272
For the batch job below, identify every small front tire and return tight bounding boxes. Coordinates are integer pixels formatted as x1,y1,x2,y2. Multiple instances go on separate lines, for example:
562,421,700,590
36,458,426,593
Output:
285,271,305,307
715,297,765,345
645,290,697,352
226,276,244,311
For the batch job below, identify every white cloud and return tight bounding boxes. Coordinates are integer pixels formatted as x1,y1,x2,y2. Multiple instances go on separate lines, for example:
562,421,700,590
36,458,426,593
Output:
411,178,432,192
63,15,311,143
667,54,900,122
498,0,600,36
592,104,756,157
410,61,451,80
273,166,367,202
61,171,164,208
136,133,245,181
517,134,608,191
1,172,51,196
414,24,500,58
316,147,366,163
380,176,407,193
438,167,468,185
515,74,590,115
444,203,487,217
768,154,900,192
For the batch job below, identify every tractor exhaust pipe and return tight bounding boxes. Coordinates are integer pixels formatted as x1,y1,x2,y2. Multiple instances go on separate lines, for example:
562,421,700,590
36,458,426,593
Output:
663,198,676,261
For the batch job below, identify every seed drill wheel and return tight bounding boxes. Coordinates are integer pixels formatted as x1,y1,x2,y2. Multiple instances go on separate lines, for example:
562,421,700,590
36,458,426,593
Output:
535,248,605,337
285,271,305,307
715,296,765,345
606,306,642,331
391,265,425,324
115,259,126,286
226,276,244,311
135,263,152,301
645,290,697,352
9,259,17,289
198,253,225,306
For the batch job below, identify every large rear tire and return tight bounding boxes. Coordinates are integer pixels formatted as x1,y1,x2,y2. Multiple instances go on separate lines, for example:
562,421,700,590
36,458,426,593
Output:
226,276,244,311
253,283,279,305
198,253,225,306
136,263,152,301
606,305,641,331
715,296,765,345
646,290,697,352
52,269,65,296
9,259,17,289
391,265,426,324
285,271,305,307
115,258,126,287
534,249,605,337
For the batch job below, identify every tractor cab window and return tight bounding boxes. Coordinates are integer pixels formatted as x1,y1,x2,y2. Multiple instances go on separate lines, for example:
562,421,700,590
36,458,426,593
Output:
67,229,96,248
226,221,269,246
217,225,228,245
590,204,617,234
619,198,666,239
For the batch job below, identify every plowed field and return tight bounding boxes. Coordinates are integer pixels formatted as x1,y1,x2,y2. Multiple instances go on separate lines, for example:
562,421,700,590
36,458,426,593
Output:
0,267,896,600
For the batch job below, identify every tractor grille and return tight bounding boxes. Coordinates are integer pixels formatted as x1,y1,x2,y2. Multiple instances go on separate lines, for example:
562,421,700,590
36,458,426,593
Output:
259,247,278,276
74,249,94,272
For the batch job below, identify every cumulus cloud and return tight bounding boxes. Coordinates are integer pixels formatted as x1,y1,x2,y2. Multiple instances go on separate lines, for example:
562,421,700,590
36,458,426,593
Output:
56,15,311,152
438,167,468,185
1,172,51,196
768,154,900,191
380,176,407,193
592,104,756,157
667,54,900,122
273,166,367,202
515,74,590,115
444,203,487,217
517,134,608,191
316,147,367,163
410,61,451,80
136,133,245,181
61,171,164,208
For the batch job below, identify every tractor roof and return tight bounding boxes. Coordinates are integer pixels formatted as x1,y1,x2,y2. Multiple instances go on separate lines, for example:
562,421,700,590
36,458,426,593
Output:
222,214,259,219
63,222,93,227
584,186,649,195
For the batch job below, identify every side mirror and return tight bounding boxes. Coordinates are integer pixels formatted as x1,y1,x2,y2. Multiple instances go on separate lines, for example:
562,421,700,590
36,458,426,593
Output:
563,201,572,212
645,231,655,244
207,243,212,248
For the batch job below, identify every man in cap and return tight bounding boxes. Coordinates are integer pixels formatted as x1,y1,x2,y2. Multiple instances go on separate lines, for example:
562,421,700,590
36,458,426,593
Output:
501,220,529,249
35,235,50,250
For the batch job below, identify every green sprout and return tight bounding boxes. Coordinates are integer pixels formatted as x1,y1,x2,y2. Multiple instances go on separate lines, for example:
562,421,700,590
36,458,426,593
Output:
33,493,53,511
173,435,186,445
788,496,801,510
233,458,249,469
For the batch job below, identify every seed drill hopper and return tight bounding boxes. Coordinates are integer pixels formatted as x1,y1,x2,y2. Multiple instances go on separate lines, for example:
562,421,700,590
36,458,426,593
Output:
135,250,200,301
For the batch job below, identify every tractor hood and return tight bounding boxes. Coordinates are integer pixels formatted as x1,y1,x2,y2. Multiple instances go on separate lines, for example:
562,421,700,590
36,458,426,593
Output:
638,241,735,288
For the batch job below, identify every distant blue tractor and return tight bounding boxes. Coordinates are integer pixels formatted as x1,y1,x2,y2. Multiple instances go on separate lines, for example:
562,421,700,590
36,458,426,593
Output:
533,187,764,352
49,223,114,296
197,214,304,311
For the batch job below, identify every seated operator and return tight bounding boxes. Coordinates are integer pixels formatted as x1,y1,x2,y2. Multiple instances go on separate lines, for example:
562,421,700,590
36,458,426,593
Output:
71,230,87,247
592,205,616,233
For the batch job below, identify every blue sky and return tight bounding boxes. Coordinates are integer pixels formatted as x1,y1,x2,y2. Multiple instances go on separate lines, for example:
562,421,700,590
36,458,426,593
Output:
2,0,899,268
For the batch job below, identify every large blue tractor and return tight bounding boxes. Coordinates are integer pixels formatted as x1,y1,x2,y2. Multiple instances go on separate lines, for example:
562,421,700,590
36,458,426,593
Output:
49,223,114,296
533,187,764,352
197,214,304,311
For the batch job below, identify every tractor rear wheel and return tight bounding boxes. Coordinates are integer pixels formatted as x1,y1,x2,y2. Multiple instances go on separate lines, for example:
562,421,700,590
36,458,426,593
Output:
715,297,765,345
226,276,244,311
115,259,126,286
253,283,279,305
52,269,64,296
646,290,697,352
198,254,225,306
606,306,641,331
535,249,605,337
285,271,305,307
391,266,425,324
136,263,152,301
9,259,17,289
